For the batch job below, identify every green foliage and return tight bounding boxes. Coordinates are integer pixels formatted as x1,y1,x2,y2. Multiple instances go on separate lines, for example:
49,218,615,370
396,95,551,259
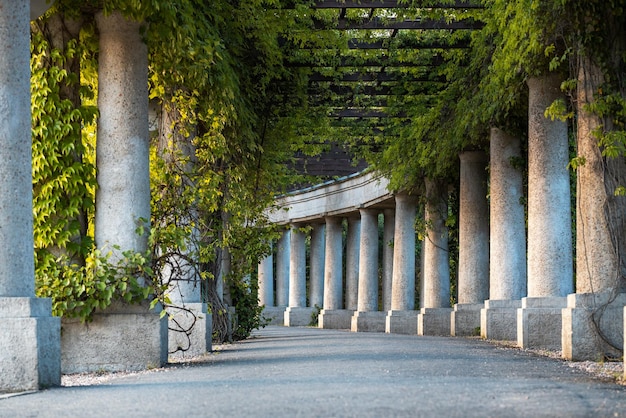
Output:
229,274,267,341
31,28,97,260
35,247,153,320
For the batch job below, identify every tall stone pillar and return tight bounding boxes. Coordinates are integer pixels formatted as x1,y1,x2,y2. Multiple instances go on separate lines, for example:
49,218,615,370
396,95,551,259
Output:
382,209,395,312
319,217,351,329
481,128,527,341
258,246,274,307
289,226,307,308
285,226,313,326
309,223,325,308
345,217,360,310
275,229,290,308
564,57,626,360
452,151,489,337
0,0,61,392
386,194,419,334
418,179,452,336
352,209,385,332
259,244,283,325
62,11,167,373
519,75,573,350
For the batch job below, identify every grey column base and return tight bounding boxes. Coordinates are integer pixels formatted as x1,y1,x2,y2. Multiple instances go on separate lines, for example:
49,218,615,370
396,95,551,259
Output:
385,310,418,335
167,303,212,360
480,299,521,341
418,308,453,336
517,297,567,351
351,311,386,332
262,306,286,326
562,292,626,361
318,309,354,330
451,303,483,337
61,301,168,374
0,297,61,392
285,307,316,327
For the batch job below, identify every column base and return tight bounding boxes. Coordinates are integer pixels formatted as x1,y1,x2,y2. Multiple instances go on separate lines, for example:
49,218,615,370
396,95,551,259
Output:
261,306,286,326
451,303,483,337
517,296,567,350
351,311,386,332
562,292,626,361
0,297,61,392
167,303,212,360
318,309,353,330
61,301,168,374
480,299,521,341
385,310,418,335
284,306,316,327
418,308,453,336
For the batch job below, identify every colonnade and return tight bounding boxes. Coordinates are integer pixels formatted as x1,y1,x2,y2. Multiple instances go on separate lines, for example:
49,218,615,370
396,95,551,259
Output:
262,190,418,334
264,74,626,364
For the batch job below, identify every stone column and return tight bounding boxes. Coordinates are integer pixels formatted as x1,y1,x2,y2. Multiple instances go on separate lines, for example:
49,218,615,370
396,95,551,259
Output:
275,229,290,309
62,11,167,374
382,209,395,312
319,217,351,329
352,209,385,332
345,217,360,310
0,0,61,391
289,226,307,308
452,151,489,337
386,194,419,335
258,244,283,325
258,247,274,307
564,58,626,360
418,179,452,336
519,75,573,350
94,13,151,258
285,226,313,326
481,127,527,341
309,223,325,308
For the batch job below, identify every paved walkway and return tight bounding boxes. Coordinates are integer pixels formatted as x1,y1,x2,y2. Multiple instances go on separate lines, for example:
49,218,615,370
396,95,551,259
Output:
1,326,626,417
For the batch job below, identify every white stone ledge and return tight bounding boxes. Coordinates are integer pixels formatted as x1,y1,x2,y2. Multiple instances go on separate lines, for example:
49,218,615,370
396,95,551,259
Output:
268,171,393,224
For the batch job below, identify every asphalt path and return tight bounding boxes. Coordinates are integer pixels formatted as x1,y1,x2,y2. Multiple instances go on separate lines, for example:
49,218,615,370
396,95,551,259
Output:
1,326,625,417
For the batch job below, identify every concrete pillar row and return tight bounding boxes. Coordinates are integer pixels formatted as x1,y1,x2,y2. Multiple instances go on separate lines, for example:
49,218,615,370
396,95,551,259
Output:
419,179,452,336
452,151,489,337
481,128,527,341
345,217,360,310
62,11,167,374
518,75,574,351
0,0,61,392
386,194,419,335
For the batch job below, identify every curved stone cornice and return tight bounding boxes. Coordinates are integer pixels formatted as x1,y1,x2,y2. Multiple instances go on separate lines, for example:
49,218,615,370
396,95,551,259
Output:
268,170,393,224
